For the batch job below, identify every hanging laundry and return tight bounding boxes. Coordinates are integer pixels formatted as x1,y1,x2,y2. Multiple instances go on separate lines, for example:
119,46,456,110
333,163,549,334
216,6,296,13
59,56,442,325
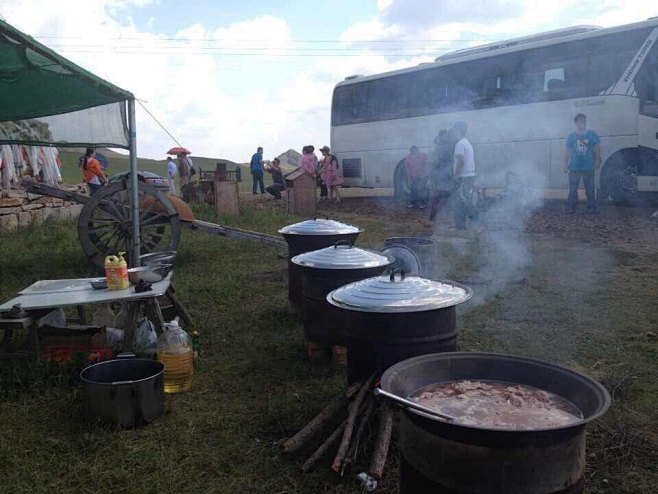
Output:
12,144,25,179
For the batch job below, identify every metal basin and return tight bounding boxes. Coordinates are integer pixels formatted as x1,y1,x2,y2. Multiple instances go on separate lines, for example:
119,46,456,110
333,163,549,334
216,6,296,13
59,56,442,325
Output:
80,357,165,427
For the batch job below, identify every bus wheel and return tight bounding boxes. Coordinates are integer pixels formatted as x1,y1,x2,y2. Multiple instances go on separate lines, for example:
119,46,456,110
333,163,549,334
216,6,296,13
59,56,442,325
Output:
601,150,655,206
394,159,409,203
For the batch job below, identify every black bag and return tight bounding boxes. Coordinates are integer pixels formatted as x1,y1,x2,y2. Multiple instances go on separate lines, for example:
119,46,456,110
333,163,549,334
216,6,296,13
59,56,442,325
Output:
190,165,196,177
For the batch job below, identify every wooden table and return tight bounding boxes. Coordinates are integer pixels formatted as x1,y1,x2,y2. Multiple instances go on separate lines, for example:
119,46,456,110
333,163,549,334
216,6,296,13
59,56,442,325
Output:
0,276,175,358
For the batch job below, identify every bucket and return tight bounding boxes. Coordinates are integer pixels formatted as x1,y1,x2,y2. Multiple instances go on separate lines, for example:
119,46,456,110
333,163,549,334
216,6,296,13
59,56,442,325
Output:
384,237,437,279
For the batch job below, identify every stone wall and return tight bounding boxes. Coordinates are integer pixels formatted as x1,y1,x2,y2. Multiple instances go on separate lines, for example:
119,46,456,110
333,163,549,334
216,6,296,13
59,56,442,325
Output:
0,189,84,232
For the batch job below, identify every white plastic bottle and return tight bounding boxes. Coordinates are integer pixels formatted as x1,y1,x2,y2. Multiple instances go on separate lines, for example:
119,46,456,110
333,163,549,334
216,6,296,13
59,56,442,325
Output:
157,319,194,393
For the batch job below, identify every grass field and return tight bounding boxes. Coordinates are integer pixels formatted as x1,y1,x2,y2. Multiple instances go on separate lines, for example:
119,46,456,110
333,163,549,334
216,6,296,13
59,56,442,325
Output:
0,199,656,494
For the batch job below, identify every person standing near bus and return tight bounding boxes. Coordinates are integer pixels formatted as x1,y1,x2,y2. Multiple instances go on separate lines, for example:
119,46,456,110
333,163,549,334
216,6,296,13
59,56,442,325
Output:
319,145,344,203
405,146,429,209
428,130,455,221
250,146,266,194
451,122,478,230
564,114,601,213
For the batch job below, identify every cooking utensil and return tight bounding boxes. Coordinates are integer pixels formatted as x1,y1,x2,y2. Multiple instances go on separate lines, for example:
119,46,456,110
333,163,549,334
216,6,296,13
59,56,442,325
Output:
127,264,172,284
80,354,165,427
374,388,454,422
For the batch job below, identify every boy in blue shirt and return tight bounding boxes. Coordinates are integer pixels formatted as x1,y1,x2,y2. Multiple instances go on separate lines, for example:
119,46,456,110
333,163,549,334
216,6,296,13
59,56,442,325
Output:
564,114,601,212
250,146,265,194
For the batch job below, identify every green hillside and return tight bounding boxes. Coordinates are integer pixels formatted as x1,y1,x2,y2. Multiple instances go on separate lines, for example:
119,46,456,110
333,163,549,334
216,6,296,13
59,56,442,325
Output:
58,149,296,193
58,149,246,184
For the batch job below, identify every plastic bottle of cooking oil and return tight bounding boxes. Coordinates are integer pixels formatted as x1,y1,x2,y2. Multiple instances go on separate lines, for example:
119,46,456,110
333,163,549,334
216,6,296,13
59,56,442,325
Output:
157,318,193,393
104,252,129,290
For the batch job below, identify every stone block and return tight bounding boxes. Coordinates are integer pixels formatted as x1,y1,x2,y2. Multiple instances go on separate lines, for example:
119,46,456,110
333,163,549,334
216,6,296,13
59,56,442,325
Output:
27,193,42,201
0,207,22,215
52,198,64,206
31,209,45,225
41,207,54,221
0,213,18,231
17,211,32,229
21,203,44,211
0,197,25,207
34,197,55,205
69,204,84,218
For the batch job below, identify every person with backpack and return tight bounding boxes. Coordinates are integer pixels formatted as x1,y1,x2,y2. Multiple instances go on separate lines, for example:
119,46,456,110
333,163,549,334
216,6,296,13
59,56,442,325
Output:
319,145,343,203
177,153,194,187
80,147,107,195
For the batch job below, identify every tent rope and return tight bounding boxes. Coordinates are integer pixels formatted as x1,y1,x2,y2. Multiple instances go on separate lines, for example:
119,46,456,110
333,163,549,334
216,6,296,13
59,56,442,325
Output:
137,100,183,148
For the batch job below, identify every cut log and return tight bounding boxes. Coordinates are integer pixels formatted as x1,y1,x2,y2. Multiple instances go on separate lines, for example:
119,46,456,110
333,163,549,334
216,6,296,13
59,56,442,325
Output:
331,373,376,473
283,381,362,454
342,395,376,475
369,402,394,480
301,420,346,473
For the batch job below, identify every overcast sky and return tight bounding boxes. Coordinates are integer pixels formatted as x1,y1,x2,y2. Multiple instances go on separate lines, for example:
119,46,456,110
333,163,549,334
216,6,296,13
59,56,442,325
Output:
0,0,656,161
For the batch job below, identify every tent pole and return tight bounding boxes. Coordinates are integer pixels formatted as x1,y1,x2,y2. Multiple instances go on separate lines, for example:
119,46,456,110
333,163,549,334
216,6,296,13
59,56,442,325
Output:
128,98,141,267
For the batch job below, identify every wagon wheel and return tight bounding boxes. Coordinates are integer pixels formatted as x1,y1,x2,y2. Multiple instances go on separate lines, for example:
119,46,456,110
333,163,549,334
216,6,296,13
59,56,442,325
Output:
78,180,182,267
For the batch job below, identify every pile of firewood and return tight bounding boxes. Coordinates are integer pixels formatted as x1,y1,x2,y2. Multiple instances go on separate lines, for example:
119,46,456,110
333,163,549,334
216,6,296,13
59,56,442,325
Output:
281,374,394,485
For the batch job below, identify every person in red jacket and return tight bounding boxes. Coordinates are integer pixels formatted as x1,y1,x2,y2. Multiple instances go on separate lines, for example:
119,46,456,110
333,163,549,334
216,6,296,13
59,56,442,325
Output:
81,147,107,195
405,146,428,209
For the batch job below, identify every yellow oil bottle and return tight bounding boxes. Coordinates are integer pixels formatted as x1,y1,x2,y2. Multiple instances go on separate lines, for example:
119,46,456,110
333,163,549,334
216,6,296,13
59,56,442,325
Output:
104,252,129,290
157,319,193,393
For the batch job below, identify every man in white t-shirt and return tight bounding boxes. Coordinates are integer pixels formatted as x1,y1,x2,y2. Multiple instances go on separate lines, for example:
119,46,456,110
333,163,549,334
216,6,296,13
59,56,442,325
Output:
451,121,478,230
166,156,177,196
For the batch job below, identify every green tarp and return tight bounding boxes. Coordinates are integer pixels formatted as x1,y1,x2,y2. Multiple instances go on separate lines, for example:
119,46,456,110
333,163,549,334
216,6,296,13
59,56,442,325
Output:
0,18,132,121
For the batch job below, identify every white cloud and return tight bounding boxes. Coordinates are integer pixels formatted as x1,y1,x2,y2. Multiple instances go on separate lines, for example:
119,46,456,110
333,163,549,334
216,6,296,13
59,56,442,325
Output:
0,0,655,164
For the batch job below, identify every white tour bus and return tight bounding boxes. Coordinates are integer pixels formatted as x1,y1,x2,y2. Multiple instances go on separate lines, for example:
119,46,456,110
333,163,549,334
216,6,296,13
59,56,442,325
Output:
330,18,658,203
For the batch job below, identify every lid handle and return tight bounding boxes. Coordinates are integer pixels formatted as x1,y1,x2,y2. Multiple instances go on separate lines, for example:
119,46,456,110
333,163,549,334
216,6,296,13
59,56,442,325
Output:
389,268,406,282
313,214,329,220
334,240,353,249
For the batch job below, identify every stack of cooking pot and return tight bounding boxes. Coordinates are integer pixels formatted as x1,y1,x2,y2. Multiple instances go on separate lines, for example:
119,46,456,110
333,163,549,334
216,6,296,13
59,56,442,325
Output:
327,269,472,383
292,242,394,350
279,217,363,312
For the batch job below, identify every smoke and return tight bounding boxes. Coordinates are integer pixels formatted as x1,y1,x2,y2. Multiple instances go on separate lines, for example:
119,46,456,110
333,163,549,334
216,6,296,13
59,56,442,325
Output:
432,160,547,308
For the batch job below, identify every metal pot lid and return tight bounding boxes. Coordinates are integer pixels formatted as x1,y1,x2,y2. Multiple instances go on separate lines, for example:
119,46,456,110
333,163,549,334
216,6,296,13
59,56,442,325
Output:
327,269,472,313
291,242,393,270
278,217,362,236
381,244,421,276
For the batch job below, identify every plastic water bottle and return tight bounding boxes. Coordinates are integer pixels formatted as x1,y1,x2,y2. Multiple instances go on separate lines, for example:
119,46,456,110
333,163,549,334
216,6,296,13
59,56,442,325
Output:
157,319,193,393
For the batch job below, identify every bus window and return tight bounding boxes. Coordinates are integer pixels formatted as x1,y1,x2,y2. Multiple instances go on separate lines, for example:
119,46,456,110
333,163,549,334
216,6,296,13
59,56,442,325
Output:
544,68,565,91
409,67,448,117
369,76,409,121
332,83,370,125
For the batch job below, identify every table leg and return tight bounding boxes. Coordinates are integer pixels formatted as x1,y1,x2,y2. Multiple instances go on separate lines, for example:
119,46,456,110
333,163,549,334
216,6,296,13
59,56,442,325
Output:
166,286,192,326
147,299,166,333
76,305,89,325
123,302,140,352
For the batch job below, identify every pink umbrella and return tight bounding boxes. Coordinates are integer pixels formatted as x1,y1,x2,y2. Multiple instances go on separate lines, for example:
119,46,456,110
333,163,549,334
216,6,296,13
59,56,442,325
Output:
166,147,191,155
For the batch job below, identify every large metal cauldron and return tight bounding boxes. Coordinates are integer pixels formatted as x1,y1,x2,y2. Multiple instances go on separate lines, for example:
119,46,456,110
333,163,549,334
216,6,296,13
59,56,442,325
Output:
380,352,611,494
80,357,165,427
292,242,393,346
279,217,363,312
327,270,472,383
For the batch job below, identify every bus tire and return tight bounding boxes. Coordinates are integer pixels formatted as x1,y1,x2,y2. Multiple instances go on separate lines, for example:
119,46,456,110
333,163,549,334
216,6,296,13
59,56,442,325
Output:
394,159,409,203
601,149,657,206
